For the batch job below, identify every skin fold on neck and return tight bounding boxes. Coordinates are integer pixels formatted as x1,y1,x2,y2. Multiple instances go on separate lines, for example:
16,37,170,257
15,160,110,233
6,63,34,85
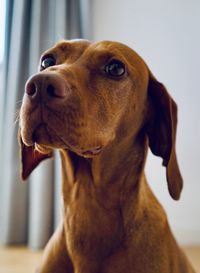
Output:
60,129,149,215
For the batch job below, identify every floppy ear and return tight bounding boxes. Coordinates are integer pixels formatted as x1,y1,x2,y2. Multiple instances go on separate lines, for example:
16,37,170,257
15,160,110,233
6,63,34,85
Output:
18,130,53,180
146,72,183,200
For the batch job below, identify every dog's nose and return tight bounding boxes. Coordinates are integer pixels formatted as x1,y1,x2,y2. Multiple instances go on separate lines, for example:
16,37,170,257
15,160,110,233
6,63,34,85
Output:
25,73,69,101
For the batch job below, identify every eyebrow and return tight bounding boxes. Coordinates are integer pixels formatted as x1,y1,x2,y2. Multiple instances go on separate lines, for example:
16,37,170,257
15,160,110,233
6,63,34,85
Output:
89,50,125,66
40,44,70,61
56,42,71,52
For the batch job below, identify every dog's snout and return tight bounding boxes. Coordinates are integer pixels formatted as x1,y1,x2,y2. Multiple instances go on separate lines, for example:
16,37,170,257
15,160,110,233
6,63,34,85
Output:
25,73,69,101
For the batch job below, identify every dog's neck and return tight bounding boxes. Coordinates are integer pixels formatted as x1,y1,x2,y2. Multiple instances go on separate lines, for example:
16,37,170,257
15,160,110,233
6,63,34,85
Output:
60,131,148,208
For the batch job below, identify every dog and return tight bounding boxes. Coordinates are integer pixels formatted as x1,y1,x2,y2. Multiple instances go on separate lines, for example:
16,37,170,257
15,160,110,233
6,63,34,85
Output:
19,39,196,273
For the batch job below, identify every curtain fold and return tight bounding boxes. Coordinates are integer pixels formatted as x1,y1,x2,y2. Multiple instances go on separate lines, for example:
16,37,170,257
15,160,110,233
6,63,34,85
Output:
0,0,92,249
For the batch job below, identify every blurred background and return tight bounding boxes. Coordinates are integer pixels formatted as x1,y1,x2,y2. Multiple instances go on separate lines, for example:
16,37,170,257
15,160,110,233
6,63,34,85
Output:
0,0,199,272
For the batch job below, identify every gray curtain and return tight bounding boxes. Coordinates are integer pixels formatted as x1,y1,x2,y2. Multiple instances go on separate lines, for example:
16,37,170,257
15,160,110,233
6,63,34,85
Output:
0,0,92,249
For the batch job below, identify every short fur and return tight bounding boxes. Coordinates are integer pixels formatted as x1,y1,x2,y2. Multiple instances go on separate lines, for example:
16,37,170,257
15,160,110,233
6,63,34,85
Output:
19,40,195,273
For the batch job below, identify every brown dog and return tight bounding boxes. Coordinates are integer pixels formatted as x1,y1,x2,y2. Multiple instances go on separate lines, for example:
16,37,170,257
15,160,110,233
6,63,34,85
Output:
19,40,195,273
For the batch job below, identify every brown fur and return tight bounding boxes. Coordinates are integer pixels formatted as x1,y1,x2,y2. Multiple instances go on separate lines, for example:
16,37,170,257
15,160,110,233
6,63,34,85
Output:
19,39,195,273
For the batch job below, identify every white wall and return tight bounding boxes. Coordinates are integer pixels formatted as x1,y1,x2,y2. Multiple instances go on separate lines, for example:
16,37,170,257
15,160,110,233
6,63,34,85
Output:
92,0,200,245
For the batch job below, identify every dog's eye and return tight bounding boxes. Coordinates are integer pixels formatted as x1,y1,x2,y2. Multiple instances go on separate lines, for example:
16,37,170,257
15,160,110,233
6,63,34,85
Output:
105,60,125,77
41,56,56,69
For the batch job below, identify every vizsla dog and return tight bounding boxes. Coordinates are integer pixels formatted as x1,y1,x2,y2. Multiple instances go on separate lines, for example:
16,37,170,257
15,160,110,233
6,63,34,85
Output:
19,40,195,273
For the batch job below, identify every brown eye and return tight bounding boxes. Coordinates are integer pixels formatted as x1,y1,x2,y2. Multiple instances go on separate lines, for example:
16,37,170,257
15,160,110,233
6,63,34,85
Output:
105,60,125,77
41,56,56,69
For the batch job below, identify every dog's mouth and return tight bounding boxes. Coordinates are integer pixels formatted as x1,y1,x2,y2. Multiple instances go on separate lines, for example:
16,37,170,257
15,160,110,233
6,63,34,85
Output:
31,122,102,158
79,146,102,157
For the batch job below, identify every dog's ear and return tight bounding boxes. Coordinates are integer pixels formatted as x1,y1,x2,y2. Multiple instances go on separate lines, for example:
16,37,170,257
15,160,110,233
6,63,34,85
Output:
146,72,183,200
18,130,53,180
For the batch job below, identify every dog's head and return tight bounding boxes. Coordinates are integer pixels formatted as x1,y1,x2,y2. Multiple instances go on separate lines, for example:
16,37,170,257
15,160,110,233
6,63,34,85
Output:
19,39,182,199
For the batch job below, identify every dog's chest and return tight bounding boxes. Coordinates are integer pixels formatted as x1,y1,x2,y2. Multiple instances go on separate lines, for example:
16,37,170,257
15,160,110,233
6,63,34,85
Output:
63,184,123,260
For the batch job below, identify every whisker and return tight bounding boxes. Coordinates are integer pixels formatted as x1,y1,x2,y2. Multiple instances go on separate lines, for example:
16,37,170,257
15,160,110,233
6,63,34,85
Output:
13,109,20,126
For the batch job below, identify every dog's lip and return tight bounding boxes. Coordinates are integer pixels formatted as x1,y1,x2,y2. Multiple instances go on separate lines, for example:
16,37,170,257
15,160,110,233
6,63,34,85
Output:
65,143,102,157
80,146,102,157
31,123,103,157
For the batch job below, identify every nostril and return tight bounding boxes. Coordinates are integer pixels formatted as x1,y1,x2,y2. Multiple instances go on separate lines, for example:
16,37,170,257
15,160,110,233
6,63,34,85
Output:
47,84,56,97
26,82,37,96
